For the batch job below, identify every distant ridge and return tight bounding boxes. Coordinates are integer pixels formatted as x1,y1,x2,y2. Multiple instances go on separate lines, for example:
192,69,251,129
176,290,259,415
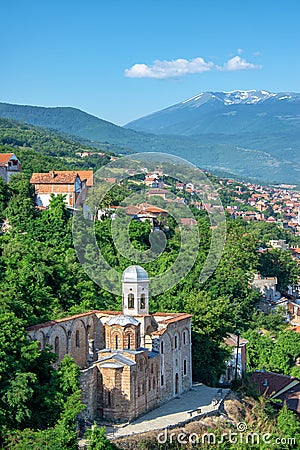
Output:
125,90,300,135
1,95,300,184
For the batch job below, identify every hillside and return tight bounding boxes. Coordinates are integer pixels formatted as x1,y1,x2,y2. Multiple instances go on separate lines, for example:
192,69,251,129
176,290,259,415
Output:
0,117,111,175
1,99,300,184
126,90,300,136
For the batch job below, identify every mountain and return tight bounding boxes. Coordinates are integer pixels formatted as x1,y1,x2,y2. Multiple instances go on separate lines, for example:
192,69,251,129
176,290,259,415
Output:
1,95,300,184
125,90,300,135
0,102,139,143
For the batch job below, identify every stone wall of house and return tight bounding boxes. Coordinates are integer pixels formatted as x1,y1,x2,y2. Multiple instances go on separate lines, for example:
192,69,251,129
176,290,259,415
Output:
79,365,100,424
27,312,101,368
158,318,192,403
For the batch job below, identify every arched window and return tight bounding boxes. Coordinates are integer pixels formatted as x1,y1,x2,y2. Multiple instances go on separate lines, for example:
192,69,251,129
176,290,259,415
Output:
153,377,156,389
148,379,151,391
128,293,134,309
140,293,146,309
107,391,111,406
184,359,187,376
183,331,186,345
151,363,153,374
127,334,131,349
54,336,59,355
115,335,119,350
138,385,140,397
161,374,164,386
175,335,178,349
161,341,164,354
75,330,80,348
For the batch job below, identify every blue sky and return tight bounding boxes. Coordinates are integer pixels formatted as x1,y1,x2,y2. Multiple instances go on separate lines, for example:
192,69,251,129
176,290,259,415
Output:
1,0,299,125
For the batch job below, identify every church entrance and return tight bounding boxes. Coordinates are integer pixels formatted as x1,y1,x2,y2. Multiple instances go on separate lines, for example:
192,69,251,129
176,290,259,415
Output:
175,373,179,395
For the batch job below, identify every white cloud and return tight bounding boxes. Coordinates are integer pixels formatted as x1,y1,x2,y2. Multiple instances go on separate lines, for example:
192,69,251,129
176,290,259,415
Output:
124,57,214,79
237,48,244,54
219,56,262,71
125,55,262,79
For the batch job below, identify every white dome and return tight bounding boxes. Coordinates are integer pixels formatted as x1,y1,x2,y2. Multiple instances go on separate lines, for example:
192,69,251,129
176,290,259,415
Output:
122,265,148,282
107,315,139,327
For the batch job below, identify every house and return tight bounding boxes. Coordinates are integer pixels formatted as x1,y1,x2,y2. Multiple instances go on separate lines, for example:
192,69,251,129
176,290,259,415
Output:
125,203,168,223
251,274,279,302
250,370,300,415
147,188,168,199
30,170,88,209
180,218,197,226
219,333,248,385
0,153,22,183
27,266,192,423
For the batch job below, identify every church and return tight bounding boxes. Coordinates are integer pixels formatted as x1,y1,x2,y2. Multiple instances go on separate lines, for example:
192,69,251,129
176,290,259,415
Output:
27,266,192,423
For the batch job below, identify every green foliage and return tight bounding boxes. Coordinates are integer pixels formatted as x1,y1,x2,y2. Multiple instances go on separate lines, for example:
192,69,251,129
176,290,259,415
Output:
244,330,300,375
85,423,118,449
258,248,299,291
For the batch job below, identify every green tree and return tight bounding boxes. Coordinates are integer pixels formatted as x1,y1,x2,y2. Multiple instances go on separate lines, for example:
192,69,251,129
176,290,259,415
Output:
85,424,118,449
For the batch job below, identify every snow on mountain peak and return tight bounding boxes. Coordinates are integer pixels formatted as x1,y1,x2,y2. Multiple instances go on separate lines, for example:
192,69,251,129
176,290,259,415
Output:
181,90,278,108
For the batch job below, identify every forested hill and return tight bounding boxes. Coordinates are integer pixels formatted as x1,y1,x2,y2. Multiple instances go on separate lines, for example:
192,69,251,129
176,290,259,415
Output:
0,117,113,175
1,102,300,184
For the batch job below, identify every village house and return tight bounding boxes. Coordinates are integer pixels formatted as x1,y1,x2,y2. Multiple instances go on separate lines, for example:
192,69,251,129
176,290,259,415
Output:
0,153,22,183
30,170,93,209
27,266,192,423
251,273,279,303
250,370,300,415
219,333,248,385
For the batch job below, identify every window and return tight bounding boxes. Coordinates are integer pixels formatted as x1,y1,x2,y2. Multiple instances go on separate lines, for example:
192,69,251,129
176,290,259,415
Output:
151,363,153,374
140,293,146,309
148,379,151,391
161,341,164,354
153,378,156,389
75,330,80,348
54,336,59,355
115,335,119,350
107,391,111,406
184,359,187,376
161,374,164,386
142,383,145,395
183,331,186,345
175,335,178,349
128,293,134,309
127,334,131,349
138,386,140,397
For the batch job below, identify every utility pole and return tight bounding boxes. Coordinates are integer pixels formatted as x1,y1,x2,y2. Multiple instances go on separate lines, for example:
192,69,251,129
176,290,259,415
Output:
234,331,241,382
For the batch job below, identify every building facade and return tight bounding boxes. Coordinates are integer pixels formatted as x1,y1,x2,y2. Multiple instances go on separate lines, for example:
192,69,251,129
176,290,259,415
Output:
29,170,92,209
0,153,22,183
27,266,192,423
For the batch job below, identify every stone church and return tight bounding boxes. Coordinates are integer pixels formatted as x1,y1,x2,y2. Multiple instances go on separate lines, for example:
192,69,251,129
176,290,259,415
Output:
27,266,192,422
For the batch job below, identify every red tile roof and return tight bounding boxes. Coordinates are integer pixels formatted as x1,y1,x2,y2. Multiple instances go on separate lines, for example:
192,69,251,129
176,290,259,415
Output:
0,153,15,165
76,170,94,187
276,383,300,414
30,171,79,184
250,371,295,397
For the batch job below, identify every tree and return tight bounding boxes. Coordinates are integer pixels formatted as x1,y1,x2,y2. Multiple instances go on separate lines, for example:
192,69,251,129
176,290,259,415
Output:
85,424,118,449
258,248,299,291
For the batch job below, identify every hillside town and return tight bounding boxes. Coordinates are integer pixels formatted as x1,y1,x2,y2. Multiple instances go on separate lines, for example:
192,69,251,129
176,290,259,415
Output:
1,150,300,448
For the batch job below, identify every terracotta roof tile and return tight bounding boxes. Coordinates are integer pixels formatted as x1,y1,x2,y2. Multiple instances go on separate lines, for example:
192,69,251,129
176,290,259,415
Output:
0,153,15,165
250,371,295,397
30,171,79,185
76,170,94,187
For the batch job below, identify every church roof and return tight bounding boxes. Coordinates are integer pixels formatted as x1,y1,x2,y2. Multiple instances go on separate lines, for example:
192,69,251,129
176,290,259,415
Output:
122,265,148,282
107,314,139,327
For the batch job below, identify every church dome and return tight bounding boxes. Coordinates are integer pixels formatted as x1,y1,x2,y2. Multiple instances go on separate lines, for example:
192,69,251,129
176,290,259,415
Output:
122,265,148,282
107,315,139,327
